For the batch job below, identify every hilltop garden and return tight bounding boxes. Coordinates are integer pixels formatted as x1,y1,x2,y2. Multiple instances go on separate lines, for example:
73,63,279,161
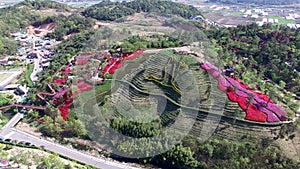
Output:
0,0,300,169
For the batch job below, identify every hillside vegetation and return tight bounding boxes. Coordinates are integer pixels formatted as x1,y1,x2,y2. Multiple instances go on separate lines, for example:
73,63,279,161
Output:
209,0,300,5
0,0,94,55
82,0,202,21
207,24,300,96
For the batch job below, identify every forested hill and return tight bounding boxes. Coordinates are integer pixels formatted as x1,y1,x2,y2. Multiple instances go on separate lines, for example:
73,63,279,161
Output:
82,0,202,21
16,0,71,11
0,0,69,55
209,0,300,5
0,0,94,55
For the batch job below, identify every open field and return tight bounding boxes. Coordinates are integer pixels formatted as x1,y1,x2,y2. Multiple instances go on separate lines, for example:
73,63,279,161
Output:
269,16,296,24
25,65,34,87
0,73,14,83
0,70,23,87
0,143,94,168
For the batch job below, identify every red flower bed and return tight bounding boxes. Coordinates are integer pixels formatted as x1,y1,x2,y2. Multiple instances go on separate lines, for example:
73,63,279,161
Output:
53,78,67,85
201,63,286,123
123,50,144,61
59,104,70,121
61,66,71,75
103,50,144,75
246,104,268,122
37,118,45,123
103,59,117,74
108,60,123,74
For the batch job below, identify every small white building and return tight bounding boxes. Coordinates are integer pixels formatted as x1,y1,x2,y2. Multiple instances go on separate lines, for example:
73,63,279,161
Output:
268,18,274,23
245,10,252,15
262,18,268,23
286,15,295,20
256,22,264,26
251,14,259,19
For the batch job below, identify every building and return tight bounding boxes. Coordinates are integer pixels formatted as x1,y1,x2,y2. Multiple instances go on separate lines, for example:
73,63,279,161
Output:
223,66,235,77
262,18,268,23
27,52,38,59
251,14,259,19
245,10,252,15
0,59,8,65
268,18,274,23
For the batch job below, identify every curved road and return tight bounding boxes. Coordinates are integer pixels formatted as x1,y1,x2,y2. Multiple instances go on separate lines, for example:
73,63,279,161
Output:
0,112,141,169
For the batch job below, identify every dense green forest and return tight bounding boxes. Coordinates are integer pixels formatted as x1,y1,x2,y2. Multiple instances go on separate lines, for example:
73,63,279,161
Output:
207,24,300,95
209,0,300,5
46,14,95,41
16,0,70,11
82,0,202,21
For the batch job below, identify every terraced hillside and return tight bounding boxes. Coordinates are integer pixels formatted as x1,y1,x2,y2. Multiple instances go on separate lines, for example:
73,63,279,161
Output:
82,49,284,146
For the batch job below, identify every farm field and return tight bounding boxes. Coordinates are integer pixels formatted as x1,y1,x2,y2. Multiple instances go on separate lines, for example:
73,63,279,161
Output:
0,73,14,83
0,70,23,87
269,16,296,24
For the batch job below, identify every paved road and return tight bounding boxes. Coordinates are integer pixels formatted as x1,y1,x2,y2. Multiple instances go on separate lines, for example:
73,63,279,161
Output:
0,113,141,169
4,128,139,169
30,57,40,82
0,113,23,137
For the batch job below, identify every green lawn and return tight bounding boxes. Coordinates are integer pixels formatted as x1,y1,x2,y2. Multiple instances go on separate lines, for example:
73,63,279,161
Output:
269,16,296,24
25,64,34,87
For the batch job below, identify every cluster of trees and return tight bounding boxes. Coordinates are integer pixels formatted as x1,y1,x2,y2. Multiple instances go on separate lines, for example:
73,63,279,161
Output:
17,0,70,11
41,104,87,138
0,94,12,106
47,14,95,41
0,1,60,37
110,34,184,53
36,30,95,91
82,0,202,21
0,0,94,55
0,4,44,54
187,137,299,168
0,37,18,55
207,23,300,95
0,4,93,55
104,113,300,169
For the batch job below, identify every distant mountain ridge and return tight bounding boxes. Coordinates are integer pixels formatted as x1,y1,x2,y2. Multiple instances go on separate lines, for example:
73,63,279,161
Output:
210,0,300,5
82,0,202,21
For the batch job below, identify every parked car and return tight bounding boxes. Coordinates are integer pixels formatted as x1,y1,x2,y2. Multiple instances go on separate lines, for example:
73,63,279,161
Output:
25,142,31,146
20,109,26,114
4,138,11,142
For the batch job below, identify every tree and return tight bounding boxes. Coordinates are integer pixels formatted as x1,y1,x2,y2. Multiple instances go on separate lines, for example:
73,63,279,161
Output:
67,119,87,137
279,80,286,89
44,104,58,121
